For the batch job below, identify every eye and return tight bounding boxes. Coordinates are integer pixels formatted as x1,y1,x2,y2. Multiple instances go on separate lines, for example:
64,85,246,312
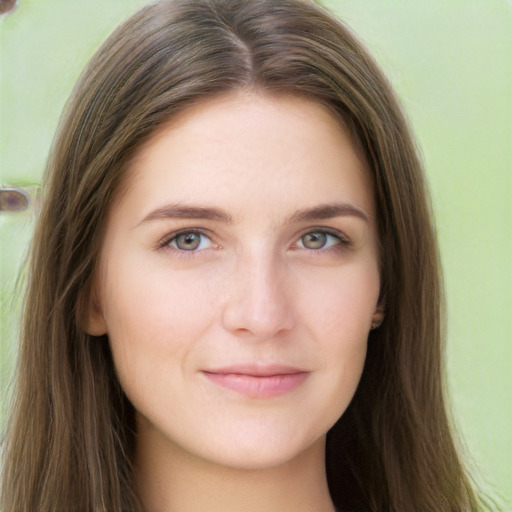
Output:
167,231,212,251
297,230,346,251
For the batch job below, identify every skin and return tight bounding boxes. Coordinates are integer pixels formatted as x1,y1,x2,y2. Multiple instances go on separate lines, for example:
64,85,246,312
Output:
87,91,382,512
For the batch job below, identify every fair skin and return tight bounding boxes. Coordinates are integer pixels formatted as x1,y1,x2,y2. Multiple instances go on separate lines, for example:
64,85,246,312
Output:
87,91,382,512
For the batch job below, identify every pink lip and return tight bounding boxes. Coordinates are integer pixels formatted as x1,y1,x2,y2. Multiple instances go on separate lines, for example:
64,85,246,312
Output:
202,365,309,398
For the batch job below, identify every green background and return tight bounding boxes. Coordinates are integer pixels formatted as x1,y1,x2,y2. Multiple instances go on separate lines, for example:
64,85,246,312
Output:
1,0,510,507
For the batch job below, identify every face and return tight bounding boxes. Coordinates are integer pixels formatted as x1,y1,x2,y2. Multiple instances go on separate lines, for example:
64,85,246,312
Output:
87,92,381,471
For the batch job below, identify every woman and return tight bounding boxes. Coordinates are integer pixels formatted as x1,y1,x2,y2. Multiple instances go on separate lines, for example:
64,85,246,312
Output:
1,1,485,510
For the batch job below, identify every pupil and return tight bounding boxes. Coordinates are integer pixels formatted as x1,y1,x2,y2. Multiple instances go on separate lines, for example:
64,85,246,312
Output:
178,233,200,250
303,232,326,249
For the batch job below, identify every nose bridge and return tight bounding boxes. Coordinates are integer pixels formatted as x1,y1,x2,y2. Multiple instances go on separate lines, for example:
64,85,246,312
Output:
222,248,295,339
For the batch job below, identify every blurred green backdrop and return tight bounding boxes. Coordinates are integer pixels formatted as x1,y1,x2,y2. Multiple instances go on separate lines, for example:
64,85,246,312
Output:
1,0,510,507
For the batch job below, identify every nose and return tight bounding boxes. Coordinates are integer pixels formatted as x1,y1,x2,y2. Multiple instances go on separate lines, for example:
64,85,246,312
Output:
221,254,296,340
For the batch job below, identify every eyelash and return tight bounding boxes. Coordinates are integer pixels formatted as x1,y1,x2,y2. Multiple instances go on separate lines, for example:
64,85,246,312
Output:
157,227,350,257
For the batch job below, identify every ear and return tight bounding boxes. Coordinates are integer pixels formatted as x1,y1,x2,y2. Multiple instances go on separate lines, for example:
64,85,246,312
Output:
78,281,108,336
370,303,385,330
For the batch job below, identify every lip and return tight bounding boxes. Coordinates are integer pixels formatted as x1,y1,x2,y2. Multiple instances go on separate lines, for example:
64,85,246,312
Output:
202,364,309,398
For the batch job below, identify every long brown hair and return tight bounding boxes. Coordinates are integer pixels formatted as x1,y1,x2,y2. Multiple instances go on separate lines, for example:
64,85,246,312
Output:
1,1,483,510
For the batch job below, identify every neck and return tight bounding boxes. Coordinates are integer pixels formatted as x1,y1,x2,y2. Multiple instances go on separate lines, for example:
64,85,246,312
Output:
134,422,335,512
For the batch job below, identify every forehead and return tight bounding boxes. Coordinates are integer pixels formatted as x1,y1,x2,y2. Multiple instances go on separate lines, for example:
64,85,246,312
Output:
115,91,374,225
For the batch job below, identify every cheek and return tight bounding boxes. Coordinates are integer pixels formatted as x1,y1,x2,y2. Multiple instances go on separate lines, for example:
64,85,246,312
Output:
99,258,219,394
103,250,214,332
296,261,380,339
295,262,378,401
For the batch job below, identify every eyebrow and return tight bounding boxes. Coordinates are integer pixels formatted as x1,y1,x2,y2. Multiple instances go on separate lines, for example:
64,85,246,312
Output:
287,202,369,224
138,204,233,225
137,201,368,226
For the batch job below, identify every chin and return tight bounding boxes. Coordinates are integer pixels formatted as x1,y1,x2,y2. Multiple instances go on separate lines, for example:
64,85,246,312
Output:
203,444,317,471
191,423,329,472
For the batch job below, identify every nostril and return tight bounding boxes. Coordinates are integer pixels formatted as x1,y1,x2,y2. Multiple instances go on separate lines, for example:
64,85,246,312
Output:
0,0,18,16
0,188,30,212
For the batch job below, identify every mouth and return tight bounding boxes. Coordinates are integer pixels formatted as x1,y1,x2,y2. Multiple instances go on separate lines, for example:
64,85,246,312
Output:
202,364,309,398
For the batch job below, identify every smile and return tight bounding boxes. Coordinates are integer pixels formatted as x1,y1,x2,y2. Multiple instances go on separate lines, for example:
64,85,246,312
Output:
202,365,309,398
